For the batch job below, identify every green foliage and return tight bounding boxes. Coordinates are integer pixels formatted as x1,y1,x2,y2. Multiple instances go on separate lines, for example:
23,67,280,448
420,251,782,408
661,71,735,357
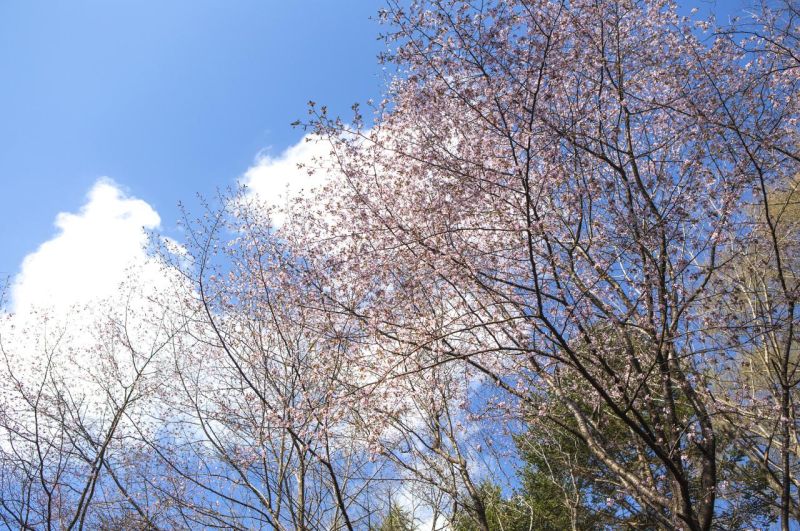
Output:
451,423,605,531
452,389,661,530
372,502,415,531
451,482,536,531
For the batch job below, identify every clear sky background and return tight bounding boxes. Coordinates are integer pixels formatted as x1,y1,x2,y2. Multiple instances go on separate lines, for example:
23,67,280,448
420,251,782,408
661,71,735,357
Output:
0,1,385,279
0,0,749,291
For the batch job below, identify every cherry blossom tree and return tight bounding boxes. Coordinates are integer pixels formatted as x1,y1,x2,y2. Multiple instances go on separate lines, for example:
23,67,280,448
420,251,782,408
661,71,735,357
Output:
149,194,389,530
709,3,800,527
290,0,799,528
0,292,180,529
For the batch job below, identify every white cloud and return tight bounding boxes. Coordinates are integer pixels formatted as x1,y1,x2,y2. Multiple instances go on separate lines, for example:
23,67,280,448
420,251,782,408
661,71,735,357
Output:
2,177,187,392
10,178,162,313
0,179,189,451
242,134,336,225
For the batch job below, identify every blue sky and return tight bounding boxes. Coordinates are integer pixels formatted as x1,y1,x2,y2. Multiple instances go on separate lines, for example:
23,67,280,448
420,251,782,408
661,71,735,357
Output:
0,1,385,279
